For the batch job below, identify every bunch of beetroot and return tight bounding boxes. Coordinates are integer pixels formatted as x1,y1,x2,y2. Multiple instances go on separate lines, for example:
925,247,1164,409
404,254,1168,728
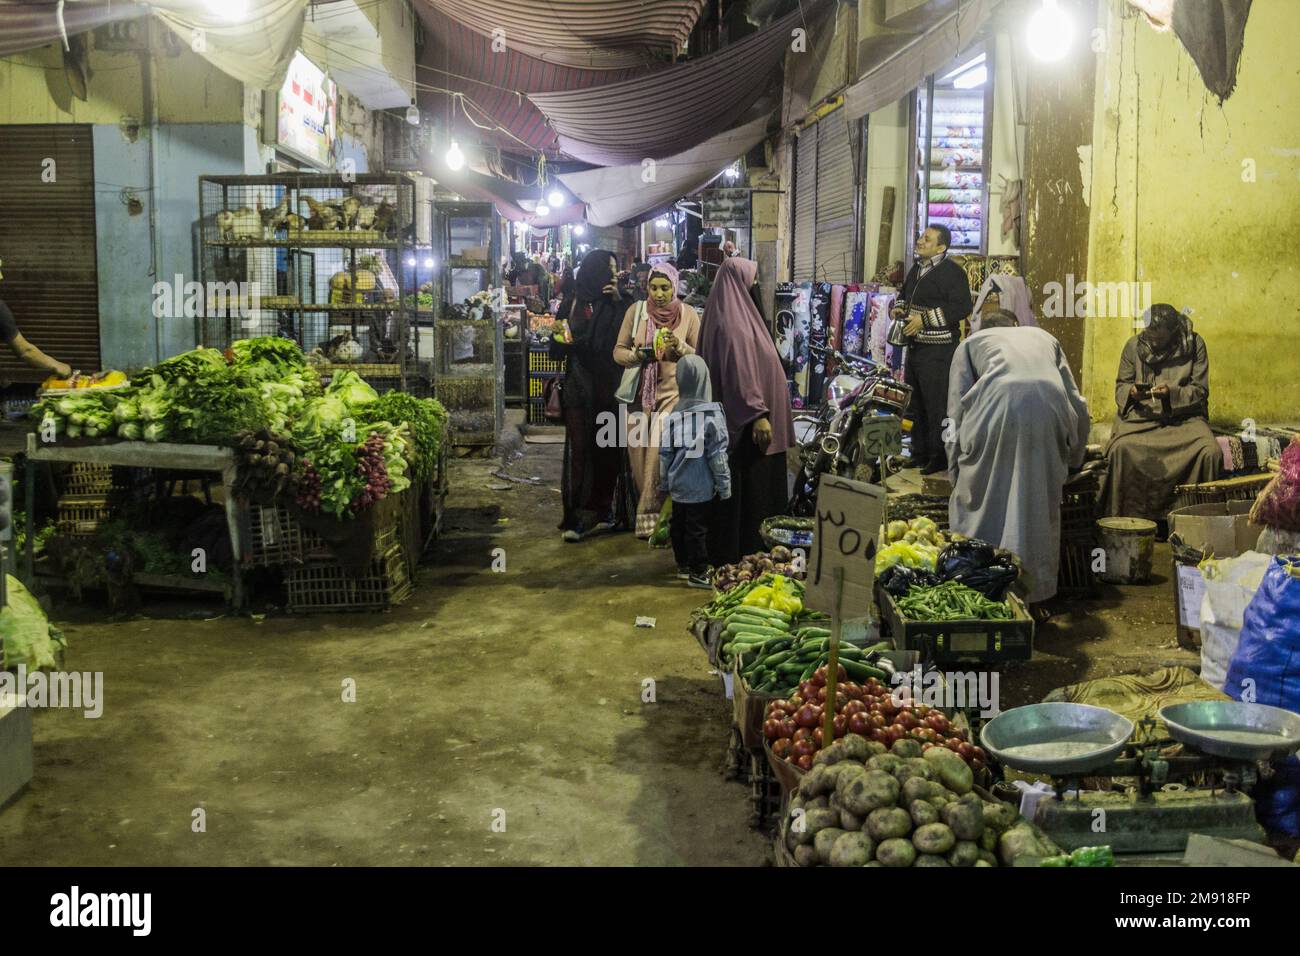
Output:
352,433,393,512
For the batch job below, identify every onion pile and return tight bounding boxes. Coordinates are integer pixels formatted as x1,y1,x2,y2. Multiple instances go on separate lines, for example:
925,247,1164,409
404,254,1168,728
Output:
712,546,804,592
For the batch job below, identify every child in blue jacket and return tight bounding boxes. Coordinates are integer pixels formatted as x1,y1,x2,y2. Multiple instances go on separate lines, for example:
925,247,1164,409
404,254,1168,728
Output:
659,356,731,588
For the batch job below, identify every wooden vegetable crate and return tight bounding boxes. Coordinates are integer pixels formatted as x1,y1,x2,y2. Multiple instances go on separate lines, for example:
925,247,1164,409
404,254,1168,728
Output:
284,525,412,612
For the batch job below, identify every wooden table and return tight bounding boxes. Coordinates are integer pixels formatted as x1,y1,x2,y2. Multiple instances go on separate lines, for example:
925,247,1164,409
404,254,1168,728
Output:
22,433,246,608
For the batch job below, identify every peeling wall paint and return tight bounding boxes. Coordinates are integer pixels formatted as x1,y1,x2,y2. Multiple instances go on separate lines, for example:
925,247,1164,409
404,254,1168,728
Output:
1082,0,1300,427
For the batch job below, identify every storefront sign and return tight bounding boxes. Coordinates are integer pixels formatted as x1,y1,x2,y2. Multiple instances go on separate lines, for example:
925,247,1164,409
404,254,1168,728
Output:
702,188,751,228
273,51,338,169
807,475,886,622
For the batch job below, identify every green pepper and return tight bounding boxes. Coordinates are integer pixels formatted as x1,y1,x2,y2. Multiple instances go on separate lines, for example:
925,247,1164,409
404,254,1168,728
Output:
1070,845,1114,867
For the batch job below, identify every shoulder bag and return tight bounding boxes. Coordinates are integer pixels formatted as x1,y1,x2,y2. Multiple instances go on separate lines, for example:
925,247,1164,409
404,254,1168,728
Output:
614,300,648,405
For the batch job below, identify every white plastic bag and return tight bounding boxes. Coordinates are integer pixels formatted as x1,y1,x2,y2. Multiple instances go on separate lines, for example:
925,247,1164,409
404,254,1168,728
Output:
1198,551,1273,690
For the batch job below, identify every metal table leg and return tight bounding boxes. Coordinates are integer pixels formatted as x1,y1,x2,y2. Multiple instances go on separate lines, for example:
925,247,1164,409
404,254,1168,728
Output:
222,463,245,611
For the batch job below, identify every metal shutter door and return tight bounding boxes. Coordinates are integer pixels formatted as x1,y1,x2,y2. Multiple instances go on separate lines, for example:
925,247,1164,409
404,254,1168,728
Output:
813,115,855,284
791,129,817,282
0,125,101,382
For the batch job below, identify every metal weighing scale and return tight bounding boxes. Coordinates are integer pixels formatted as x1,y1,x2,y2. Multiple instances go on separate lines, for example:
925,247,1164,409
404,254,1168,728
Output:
980,701,1300,855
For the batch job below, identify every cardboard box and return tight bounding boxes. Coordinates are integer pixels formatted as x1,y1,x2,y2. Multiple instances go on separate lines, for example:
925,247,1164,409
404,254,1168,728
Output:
1169,500,1263,559
1168,500,1263,650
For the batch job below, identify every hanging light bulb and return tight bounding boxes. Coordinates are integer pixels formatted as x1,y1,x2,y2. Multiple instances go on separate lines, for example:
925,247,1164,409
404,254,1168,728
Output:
445,140,465,171
1027,0,1073,62
535,200,551,217
573,224,586,237
548,189,565,208
405,99,420,127
424,257,436,269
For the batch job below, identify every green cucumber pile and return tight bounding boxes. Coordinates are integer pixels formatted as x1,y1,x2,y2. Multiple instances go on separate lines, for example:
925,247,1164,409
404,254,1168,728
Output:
719,605,892,695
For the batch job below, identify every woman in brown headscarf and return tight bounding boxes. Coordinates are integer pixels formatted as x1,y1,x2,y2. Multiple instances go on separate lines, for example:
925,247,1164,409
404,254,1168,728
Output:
700,257,796,565
613,262,702,538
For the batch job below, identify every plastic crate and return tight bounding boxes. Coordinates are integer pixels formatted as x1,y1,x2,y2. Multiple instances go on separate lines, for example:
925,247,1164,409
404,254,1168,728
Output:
1174,473,1272,510
528,348,562,374
285,535,412,612
528,371,559,398
876,583,1034,664
55,494,114,538
1061,478,1099,538
747,746,783,832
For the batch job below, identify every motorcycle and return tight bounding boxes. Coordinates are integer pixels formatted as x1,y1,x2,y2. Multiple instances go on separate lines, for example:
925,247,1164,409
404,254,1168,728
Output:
788,346,912,517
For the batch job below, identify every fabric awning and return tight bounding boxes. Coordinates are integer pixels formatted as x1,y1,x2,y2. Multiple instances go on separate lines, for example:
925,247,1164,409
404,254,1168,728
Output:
0,1,146,57
558,114,772,228
529,5,811,166
415,5,642,156
415,0,706,70
843,0,995,121
0,0,307,90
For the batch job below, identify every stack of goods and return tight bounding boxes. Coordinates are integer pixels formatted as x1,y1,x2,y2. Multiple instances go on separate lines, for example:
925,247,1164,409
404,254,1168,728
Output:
841,288,870,358
778,730,1074,867
806,284,830,403
921,95,985,252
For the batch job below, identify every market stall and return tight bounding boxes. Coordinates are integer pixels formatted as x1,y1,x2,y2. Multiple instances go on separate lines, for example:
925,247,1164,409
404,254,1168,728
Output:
688,483,1300,865
21,338,449,612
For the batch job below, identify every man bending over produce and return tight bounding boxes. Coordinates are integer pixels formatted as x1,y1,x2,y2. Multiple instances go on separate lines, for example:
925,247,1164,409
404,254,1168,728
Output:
943,310,1090,617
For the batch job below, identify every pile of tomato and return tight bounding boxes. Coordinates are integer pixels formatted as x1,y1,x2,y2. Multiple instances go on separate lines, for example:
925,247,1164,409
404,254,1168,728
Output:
763,666,987,772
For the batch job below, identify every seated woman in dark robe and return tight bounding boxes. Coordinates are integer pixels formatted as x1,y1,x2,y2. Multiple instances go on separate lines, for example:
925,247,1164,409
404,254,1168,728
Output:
1101,303,1221,522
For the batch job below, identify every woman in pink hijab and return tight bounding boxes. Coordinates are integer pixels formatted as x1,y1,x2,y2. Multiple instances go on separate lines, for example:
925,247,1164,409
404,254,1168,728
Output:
700,257,796,565
614,261,702,538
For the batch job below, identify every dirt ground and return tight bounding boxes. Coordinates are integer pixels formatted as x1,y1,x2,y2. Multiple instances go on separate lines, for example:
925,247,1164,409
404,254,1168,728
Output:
0,434,1194,866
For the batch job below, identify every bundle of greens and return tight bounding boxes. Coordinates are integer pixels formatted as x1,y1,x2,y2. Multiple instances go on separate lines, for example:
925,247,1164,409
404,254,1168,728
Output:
1,575,67,670
358,393,448,483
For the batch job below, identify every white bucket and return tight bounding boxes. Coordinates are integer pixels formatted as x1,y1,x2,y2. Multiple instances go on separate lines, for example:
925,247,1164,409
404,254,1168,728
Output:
1097,517,1158,584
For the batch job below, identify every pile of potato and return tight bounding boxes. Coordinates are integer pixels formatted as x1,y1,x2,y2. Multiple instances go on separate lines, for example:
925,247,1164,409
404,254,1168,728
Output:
781,733,1062,867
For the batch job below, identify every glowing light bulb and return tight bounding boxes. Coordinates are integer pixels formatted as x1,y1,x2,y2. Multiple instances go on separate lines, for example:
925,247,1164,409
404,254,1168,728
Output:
1027,0,1073,62
548,189,565,208
445,141,465,171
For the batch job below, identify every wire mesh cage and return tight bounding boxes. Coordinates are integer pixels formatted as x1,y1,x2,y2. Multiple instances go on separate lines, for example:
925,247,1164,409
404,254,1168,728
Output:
197,174,420,380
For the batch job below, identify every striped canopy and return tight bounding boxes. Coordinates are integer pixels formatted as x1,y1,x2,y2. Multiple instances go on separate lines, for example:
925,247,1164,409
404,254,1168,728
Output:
416,0,707,70
529,5,812,166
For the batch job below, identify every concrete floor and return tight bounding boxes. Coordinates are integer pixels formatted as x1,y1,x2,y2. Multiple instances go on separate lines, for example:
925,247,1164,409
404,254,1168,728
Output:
0,435,1193,866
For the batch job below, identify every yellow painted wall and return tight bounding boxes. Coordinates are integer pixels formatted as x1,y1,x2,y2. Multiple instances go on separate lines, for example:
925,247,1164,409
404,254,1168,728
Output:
0,25,243,126
1083,0,1300,427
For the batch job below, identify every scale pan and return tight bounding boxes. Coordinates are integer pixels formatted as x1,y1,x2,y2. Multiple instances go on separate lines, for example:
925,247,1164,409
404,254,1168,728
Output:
1160,701,1300,762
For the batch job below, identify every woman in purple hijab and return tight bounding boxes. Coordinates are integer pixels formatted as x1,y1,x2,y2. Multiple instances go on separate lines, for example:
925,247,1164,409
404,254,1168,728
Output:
700,257,796,565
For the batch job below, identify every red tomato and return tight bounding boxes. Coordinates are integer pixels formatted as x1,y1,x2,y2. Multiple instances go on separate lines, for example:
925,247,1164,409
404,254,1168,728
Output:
772,738,793,759
921,742,936,751
957,742,975,760
950,727,967,741
793,727,815,744
770,699,790,713
865,677,882,692
868,713,886,730
794,704,820,728
763,718,783,740
833,714,848,738
925,713,950,734
787,695,804,711
896,711,920,731
848,712,871,736
914,704,931,718
970,758,985,772
767,708,788,722
883,727,903,746
778,718,797,739
795,753,815,771
842,700,867,717
812,668,828,688
799,680,818,700
972,746,986,762
869,727,889,744
813,686,827,704
792,739,817,759
946,737,963,752
831,693,848,712
843,683,864,701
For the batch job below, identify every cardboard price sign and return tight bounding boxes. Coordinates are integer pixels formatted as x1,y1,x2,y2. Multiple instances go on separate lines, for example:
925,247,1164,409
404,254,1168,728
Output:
807,474,886,622
858,416,903,460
